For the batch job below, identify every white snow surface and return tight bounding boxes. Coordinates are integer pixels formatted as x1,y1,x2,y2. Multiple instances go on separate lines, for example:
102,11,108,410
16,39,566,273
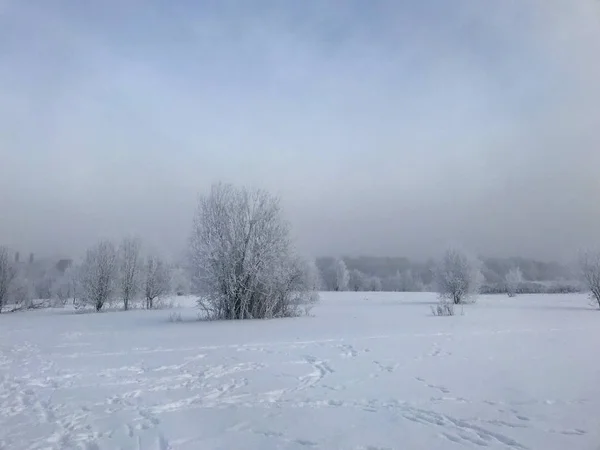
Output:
1,293,599,450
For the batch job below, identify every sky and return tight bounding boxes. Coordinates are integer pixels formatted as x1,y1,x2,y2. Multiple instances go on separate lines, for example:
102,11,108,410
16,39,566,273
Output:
1,0,599,262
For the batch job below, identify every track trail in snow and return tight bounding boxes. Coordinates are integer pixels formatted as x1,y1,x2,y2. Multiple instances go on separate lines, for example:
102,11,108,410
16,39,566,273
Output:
1,293,599,449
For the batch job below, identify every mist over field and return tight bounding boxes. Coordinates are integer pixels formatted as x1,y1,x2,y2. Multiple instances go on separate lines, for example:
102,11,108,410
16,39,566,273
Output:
1,1,599,262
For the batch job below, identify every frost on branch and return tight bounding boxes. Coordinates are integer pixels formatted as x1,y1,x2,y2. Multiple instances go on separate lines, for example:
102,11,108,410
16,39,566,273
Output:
435,248,483,305
189,183,319,320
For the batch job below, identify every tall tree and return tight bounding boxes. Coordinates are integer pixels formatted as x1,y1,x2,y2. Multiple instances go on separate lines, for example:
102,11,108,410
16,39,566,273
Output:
79,240,118,311
119,237,142,310
0,246,17,313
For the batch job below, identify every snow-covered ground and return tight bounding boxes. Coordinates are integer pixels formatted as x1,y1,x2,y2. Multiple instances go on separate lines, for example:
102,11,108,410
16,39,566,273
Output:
1,293,599,450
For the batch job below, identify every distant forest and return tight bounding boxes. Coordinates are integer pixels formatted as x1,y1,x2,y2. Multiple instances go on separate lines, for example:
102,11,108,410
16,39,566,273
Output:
316,256,580,294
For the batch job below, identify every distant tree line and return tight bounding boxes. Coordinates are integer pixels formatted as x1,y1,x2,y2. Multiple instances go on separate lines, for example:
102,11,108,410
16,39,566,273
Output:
316,255,582,295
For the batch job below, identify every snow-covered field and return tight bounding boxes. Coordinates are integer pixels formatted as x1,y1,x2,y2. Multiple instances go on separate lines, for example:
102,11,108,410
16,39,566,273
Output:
1,293,599,450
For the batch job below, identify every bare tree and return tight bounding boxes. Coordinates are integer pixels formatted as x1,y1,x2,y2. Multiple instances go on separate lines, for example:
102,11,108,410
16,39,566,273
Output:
119,237,142,310
189,182,317,320
333,257,349,292
0,246,17,313
79,240,118,311
436,248,483,304
144,254,171,309
579,251,600,308
505,267,523,297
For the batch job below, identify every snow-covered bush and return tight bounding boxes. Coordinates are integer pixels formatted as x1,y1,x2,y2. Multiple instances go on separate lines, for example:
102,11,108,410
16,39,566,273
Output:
78,240,118,311
189,182,318,320
505,267,523,297
431,298,455,316
436,248,483,304
579,251,600,308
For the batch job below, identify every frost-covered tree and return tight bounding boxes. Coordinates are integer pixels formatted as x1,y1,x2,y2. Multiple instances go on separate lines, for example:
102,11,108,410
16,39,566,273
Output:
119,237,142,310
436,248,483,304
400,270,424,292
144,254,171,309
189,182,317,320
0,246,17,313
349,269,367,291
579,251,600,308
333,258,349,292
79,240,118,311
367,275,383,292
302,258,323,292
505,267,523,297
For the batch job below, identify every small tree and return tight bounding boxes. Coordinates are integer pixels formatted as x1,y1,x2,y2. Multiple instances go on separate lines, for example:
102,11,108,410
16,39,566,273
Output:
79,240,118,311
119,237,142,310
579,251,600,308
333,257,349,292
189,182,317,320
144,255,171,309
505,267,523,297
436,248,483,304
0,246,17,313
